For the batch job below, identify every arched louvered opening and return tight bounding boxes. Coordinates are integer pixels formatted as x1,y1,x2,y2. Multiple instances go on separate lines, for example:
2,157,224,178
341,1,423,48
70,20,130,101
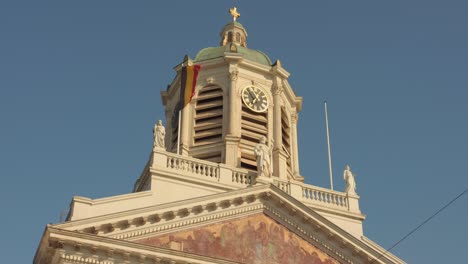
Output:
227,32,234,42
235,32,241,42
281,107,293,177
193,85,223,163
240,105,268,171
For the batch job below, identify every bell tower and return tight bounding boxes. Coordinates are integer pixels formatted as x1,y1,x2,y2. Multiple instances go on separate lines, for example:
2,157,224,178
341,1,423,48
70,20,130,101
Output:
160,8,304,182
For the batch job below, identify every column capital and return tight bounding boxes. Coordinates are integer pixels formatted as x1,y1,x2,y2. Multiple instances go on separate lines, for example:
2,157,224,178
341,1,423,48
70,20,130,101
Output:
291,113,298,124
229,69,239,81
271,84,283,95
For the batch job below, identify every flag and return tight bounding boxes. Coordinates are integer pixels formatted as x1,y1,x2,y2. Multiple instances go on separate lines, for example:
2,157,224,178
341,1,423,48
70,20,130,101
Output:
172,64,201,128
179,64,202,110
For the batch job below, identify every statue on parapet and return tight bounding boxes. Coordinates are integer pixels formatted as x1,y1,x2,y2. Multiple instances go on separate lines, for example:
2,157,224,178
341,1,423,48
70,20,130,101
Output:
343,164,356,194
254,136,273,178
153,120,166,150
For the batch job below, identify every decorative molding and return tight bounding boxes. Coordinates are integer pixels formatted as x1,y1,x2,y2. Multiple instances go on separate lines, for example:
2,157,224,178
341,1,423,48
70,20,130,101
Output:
291,113,298,124
46,231,241,264
229,70,238,81
271,84,283,95
71,192,359,263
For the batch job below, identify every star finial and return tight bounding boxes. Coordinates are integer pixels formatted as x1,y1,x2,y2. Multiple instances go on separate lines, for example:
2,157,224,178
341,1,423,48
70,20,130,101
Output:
229,7,241,22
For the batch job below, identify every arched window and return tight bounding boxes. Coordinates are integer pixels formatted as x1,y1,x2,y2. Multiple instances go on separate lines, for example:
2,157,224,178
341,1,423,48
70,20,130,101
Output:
227,32,234,43
235,32,241,42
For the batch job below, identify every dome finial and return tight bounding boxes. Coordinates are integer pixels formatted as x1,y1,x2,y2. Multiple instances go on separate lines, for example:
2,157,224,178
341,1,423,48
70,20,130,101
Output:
229,7,241,22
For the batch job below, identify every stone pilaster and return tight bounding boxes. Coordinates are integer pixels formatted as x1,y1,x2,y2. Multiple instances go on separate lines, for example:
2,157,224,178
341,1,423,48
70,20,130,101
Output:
290,113,302,180
272,83,287,179
224,68,241,166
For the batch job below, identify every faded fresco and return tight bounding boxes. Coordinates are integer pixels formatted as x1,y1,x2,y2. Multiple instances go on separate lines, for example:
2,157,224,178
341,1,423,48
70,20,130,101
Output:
136,214,338,264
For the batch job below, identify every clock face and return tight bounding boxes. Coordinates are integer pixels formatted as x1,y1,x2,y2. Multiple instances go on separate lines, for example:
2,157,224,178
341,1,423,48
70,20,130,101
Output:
242,86,269,113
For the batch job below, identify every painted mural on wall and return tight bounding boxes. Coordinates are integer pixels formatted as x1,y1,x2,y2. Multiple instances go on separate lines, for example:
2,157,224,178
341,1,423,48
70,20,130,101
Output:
136,213,338,264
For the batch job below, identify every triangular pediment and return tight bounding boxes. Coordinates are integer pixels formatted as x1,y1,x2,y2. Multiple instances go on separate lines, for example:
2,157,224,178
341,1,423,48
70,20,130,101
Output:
136,213,338,264
44,184,404,264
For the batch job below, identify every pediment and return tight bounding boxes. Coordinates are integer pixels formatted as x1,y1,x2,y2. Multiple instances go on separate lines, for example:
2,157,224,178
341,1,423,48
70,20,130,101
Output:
50,184,402,263
136,213,338,264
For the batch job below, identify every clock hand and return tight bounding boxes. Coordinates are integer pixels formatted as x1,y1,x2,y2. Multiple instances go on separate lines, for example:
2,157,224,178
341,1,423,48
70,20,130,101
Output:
253,89,260,102
247,88,257,103
249,92,255,103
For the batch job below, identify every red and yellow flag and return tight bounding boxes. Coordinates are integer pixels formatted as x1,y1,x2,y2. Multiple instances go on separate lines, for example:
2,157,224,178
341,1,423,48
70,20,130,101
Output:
179,64,202,109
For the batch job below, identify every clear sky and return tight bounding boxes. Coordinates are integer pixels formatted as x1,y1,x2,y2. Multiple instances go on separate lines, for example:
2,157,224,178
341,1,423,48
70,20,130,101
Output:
1,1,467,263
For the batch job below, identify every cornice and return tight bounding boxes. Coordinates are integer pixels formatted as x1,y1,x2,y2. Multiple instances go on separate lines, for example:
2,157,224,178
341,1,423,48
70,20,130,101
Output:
73,191,153,206
55,185,270,230
44,227,240,264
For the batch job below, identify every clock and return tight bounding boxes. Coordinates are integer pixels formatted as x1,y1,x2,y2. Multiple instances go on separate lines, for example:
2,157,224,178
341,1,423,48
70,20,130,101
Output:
241,86,269,113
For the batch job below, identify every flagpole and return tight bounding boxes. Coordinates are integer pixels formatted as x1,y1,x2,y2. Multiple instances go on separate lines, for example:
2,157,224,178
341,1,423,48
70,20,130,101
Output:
324,100,334,190
177,110,182,155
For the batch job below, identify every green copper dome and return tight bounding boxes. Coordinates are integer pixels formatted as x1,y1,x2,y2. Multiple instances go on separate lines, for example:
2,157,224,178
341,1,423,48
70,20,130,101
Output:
194,44,272,66
193,21,272,66
224,21,245,31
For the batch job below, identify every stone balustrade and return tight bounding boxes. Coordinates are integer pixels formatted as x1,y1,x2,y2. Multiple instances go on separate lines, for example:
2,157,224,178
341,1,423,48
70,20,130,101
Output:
302,185,348,209
151,150,253,188
166,154,219,179
272,178,360,214
273,179,290,193
149,150,359,214
232,169,252,185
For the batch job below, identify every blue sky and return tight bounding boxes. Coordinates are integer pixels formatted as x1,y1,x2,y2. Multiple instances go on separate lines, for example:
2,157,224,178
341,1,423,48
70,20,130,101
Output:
1,1,467,263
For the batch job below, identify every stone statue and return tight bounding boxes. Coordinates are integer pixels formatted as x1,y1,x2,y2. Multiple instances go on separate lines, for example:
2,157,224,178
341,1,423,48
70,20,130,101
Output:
254,136,273,178
343,164,356,194
153,120,166,150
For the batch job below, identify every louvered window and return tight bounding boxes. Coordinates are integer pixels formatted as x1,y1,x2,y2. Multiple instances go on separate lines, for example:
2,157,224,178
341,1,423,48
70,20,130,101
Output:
240,105,268,171
193,86,223,162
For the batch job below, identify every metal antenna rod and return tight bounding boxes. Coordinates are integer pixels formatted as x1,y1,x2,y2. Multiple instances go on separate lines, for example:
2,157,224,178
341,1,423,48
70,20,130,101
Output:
324,100,334,190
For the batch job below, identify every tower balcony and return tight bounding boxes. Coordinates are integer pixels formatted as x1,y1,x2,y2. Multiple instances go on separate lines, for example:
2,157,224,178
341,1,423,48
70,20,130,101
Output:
132,149,364,236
